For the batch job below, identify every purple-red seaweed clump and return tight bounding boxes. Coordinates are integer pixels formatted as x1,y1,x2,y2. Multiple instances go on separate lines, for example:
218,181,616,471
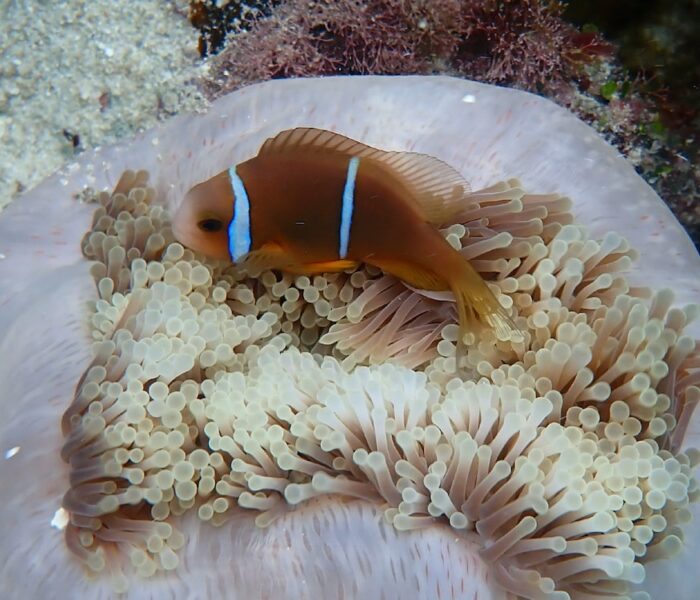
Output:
196,0,610,106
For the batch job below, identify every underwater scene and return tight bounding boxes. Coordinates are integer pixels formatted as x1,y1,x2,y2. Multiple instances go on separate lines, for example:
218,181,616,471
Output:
1,1,699,599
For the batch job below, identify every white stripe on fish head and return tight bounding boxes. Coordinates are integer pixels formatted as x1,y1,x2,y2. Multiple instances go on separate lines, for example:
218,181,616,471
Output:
227,165,252,262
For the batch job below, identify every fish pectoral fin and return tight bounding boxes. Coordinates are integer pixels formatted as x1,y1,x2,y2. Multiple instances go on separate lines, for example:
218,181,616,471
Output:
287,260,359,275
366,258,447,291
238,243,292,274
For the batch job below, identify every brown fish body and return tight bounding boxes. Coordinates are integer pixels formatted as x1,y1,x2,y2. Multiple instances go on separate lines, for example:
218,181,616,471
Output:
238,153,350,265
238,153,455,279
172,128,514,343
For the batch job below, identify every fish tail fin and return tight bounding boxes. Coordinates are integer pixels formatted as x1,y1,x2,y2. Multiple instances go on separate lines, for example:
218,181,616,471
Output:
450,260,518,346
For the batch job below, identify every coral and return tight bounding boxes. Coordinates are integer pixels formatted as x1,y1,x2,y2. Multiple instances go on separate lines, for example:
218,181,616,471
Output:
202,0,609,103
569,67,700,250
60,169,699,598
563,0,700,249
565,0,700,116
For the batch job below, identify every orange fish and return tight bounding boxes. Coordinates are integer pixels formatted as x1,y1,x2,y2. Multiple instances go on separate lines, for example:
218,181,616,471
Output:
172,128,514,345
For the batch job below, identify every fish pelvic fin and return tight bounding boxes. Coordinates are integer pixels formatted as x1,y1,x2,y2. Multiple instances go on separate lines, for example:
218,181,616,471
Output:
364,258,448,291
286,259,359,275
239,243,360,278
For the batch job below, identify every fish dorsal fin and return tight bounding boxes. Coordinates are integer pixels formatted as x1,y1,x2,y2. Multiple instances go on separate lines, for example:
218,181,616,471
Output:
258,128,471,224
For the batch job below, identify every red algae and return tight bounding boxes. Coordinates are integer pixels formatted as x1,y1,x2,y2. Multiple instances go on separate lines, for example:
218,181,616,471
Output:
201,0,609,104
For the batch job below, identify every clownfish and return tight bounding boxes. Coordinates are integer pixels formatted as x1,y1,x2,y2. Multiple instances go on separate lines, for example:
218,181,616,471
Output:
172,128,514,346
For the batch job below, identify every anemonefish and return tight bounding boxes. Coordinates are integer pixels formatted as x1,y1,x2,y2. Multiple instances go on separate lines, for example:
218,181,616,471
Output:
172,128,515,346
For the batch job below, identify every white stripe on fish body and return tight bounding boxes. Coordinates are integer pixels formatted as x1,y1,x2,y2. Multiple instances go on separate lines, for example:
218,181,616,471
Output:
339,157,359,259
227,165,252,261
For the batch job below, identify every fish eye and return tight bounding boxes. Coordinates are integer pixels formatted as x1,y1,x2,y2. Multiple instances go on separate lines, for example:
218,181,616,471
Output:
197,218,224,233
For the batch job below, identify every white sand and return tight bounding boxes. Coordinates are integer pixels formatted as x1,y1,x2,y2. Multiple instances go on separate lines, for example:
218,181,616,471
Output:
0,0,206,210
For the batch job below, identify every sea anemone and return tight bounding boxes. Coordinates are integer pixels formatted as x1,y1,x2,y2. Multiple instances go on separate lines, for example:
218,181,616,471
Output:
0,76,698,599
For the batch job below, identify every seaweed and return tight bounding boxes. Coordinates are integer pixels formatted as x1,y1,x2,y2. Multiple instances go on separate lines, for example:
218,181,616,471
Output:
201,0,610,104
